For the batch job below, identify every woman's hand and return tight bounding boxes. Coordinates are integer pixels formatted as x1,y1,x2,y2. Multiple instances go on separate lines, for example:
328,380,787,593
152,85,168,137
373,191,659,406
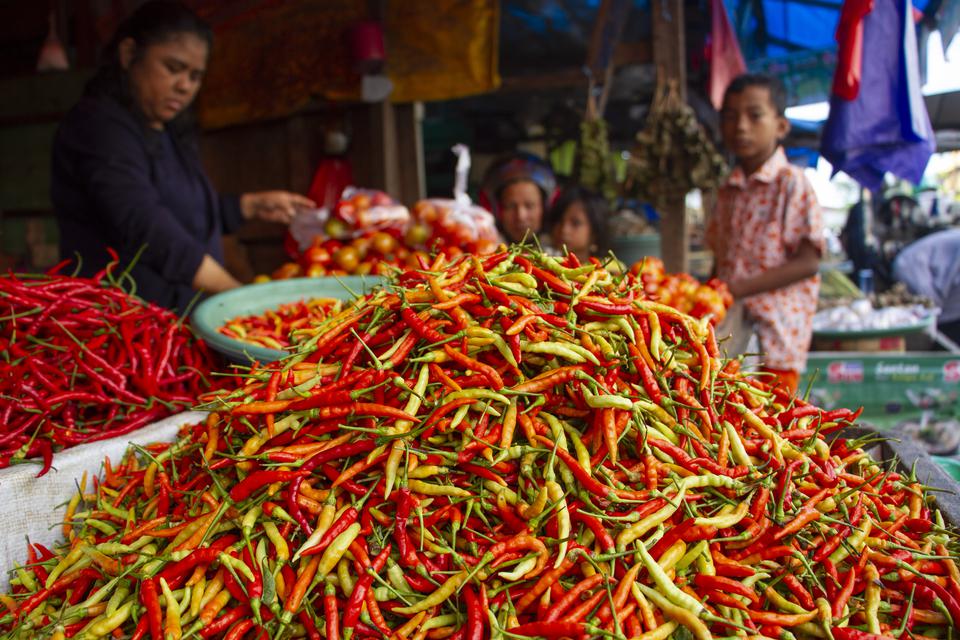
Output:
240,191,315,224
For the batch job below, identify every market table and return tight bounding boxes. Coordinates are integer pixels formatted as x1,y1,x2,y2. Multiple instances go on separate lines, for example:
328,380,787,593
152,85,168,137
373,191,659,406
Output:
0,411,206,591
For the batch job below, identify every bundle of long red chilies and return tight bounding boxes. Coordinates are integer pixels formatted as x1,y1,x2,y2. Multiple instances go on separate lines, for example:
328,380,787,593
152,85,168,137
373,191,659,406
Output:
2,247,958,640
0,265,216,475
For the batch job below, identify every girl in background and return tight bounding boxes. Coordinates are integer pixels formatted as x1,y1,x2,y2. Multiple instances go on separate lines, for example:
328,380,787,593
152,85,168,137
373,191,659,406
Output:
546,186,609,263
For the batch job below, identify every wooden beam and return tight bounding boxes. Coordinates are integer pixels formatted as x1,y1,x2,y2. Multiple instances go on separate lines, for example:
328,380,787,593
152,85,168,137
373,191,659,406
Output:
499,41,652,94
394,102,425,204
586,0,613,74
652,0,689,273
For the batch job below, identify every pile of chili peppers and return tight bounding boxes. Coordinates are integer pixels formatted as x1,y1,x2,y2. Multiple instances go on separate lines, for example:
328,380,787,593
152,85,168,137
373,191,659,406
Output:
2,248,959,640
219,299,343,351
0,268,215,475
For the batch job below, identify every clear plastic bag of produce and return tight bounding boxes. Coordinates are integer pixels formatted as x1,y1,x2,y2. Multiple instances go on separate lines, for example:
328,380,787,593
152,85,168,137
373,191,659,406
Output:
408,145,499,254
288,206,330,252
289,188,410,252
335,187,410,234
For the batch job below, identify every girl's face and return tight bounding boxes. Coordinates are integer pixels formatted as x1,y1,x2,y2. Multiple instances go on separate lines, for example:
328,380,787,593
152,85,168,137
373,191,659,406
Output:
553,201,593,259
121,32,209,130
500,181,543,243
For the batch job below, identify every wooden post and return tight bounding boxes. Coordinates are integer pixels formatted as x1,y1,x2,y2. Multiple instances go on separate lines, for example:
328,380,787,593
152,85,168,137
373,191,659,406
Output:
652,0,689,273
351,101,424,205
394,102,426,203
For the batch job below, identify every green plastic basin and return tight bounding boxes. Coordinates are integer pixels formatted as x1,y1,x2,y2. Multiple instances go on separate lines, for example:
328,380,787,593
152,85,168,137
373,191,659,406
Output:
610,234,661,266
191,275,386,363
933,456,960,482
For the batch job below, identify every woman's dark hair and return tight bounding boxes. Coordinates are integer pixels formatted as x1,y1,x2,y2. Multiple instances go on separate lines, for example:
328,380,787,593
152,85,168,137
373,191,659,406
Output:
85,1,212,139
545,186,610,256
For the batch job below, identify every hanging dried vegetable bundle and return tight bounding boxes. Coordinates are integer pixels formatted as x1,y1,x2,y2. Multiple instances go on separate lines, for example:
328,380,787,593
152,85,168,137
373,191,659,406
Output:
626,78,727,207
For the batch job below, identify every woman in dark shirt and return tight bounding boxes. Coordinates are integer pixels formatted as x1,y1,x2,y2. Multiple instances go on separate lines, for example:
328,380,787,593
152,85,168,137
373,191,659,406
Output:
52,1,313,310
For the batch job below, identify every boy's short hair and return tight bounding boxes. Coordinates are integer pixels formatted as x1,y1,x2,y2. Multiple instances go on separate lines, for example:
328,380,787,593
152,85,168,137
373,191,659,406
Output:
723,74,787,115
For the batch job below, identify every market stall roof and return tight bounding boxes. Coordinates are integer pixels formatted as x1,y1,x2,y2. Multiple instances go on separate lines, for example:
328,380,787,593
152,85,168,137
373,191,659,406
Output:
925,90,960,129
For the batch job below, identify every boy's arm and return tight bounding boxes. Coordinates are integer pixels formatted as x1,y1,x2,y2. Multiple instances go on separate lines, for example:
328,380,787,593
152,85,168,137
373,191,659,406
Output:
729,239,820,299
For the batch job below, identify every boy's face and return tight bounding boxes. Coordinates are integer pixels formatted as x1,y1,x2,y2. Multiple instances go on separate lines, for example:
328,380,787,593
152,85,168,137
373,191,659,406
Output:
720,86,790,172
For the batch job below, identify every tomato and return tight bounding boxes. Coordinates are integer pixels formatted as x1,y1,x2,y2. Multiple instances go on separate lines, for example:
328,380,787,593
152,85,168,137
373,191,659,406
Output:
306,262,328,278
302,245,331,266
404,222,431,248
252,274,271,284
352,236,371,259
370,232,397,255
271,262,301,280
351,193,371,210
413,201,438,223
324,217,350,240
355,261,373,275
333,246,360,272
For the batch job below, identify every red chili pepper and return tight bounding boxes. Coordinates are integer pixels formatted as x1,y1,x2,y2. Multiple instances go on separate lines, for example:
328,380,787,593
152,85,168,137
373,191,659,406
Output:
287,439,376,534
401,306,447,343
139,579,163,640
342,544,391,637
782,573,815,610
830,629,894,640
695,574,760,605
509,621,585,638
463,585,484,640
301,506,361,557
230,469,305,502
443,345,504,390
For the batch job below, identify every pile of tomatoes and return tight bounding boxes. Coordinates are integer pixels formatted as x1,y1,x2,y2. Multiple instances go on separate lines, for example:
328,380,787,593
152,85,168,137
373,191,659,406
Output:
271,190,501,280
273,229,426,279
631,256,733,323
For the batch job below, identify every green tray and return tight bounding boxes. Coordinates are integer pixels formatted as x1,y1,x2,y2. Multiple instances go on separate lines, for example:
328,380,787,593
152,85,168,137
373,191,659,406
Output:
934,456,960,482
812,312,936,339
191,276,386,363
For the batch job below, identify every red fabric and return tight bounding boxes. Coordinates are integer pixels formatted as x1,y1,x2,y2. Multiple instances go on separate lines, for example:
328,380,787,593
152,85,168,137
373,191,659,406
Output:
306,157,354,210
832,0,875,101
709,0,748,110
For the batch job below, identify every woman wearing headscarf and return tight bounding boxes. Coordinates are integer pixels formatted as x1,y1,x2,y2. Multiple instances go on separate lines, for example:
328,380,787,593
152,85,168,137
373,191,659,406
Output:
52,1,313,310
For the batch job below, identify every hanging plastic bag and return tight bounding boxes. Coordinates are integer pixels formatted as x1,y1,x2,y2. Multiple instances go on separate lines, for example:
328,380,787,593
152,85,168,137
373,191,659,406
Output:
408,145,499,255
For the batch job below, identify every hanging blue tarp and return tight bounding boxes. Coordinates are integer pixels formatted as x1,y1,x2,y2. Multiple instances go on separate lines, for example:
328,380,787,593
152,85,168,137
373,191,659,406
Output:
820,0,935,190
724,0,948,104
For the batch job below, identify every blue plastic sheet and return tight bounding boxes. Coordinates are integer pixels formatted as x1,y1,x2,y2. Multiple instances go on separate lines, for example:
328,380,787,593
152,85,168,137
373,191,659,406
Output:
820,0,935,191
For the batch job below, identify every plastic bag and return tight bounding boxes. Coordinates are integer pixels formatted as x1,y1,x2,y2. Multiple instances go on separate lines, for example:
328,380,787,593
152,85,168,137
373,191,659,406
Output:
408,145,499,254
289,207,331,252
288,187,410,253
335,187,409,232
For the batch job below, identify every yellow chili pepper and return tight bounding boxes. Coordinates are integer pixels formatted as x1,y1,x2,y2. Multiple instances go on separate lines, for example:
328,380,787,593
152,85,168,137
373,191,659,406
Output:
694,501,749,529
407,480,472,498
159,577,182,640
393,570,467,615
263,521,289,563
316,522,362,580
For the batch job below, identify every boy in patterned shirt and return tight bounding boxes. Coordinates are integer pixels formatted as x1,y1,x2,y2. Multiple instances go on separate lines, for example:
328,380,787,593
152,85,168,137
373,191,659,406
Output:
707,74,823,394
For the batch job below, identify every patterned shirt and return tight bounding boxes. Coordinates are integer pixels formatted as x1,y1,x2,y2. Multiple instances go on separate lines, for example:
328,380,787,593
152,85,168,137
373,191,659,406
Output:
707,147,823,372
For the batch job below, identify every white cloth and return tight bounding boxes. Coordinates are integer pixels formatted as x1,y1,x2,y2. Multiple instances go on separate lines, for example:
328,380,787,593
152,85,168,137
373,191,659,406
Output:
0,411,206,591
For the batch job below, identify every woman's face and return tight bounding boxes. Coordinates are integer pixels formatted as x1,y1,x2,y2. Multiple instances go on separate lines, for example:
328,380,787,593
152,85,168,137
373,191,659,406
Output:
500,181,544,243
553,201,593,259
121,33,209,130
